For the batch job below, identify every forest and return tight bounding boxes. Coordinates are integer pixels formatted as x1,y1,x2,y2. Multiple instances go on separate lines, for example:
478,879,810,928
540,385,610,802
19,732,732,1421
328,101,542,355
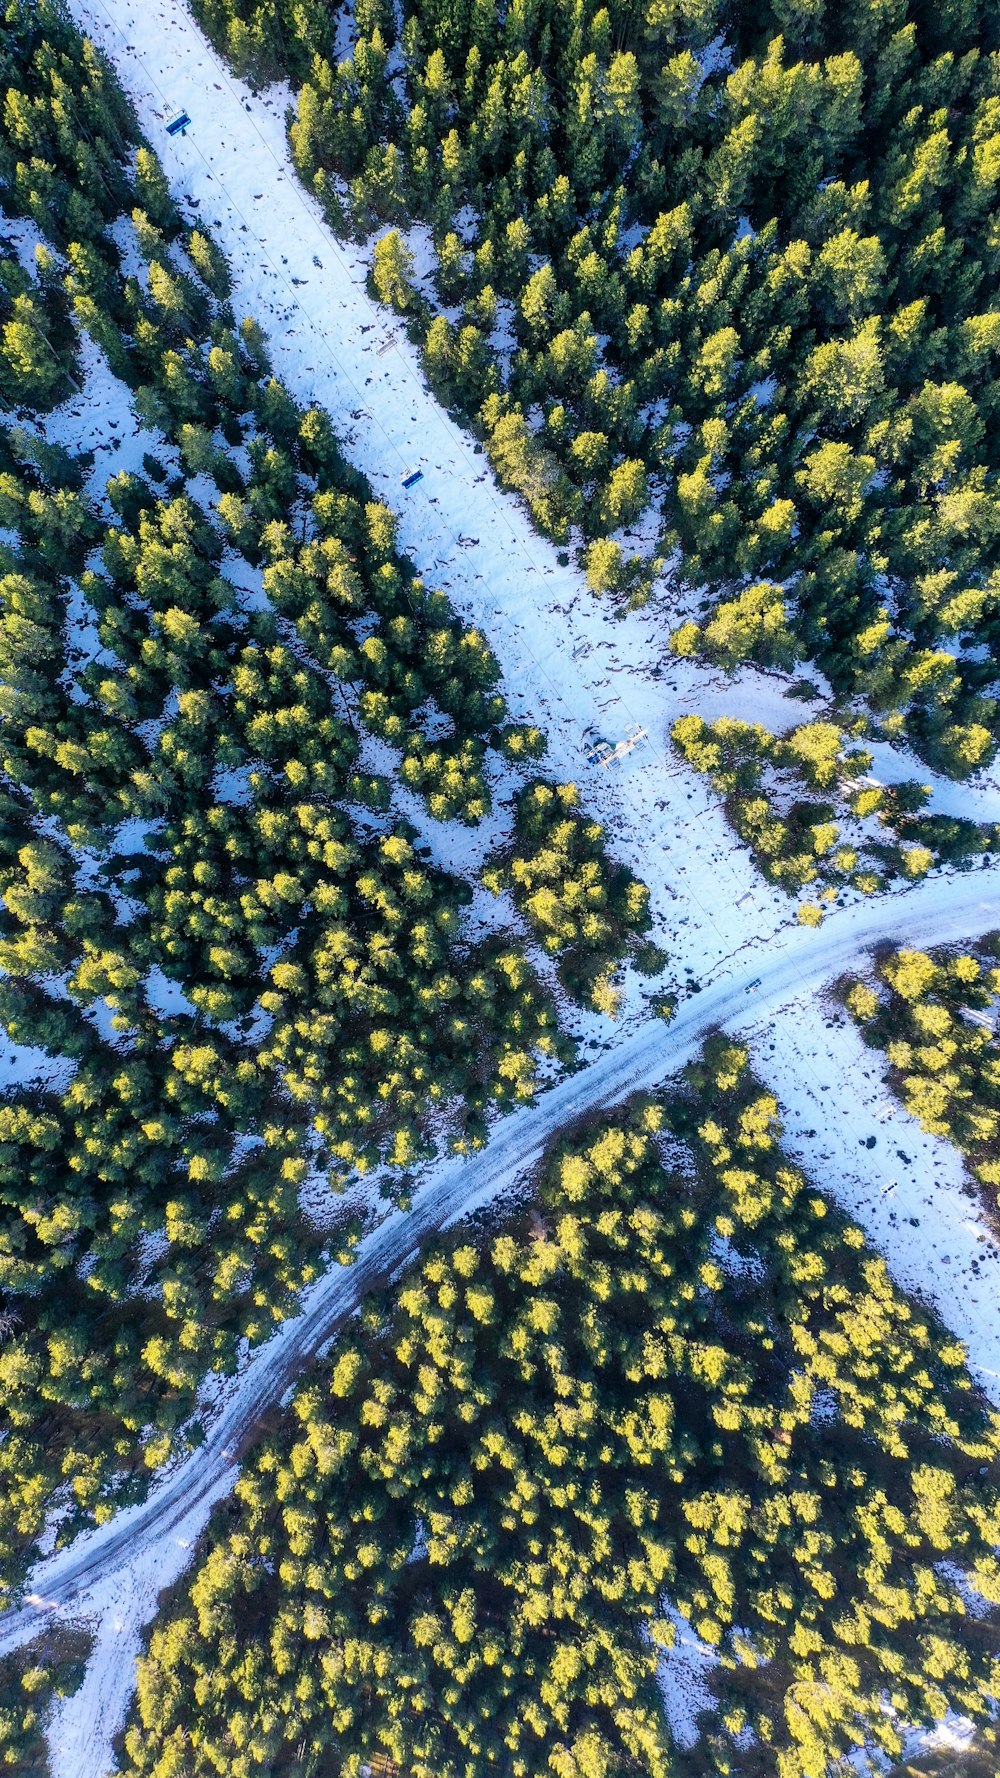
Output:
120,1044,1000,1778
0,1629,89,1773
4,0,1000,1773
0,0,652,1597
843,936,1000,1223
672,712,999,910
193,0,1000,777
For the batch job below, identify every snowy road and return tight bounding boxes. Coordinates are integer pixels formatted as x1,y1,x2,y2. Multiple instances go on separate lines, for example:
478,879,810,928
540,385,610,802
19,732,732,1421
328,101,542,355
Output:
27,3,1000,1768
68,0,811,1005
4,862,1000,1672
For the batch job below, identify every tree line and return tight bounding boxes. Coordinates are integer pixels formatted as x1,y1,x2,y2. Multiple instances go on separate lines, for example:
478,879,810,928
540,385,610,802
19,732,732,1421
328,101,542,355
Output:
843,936,1000,1224
195,0,1000,777
121,1040,1000,1778
672,713,999,911
0,0,650,1597
0,1628,89,1773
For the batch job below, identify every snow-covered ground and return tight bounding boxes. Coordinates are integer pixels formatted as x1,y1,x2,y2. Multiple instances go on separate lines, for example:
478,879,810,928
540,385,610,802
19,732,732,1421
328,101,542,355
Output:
44,1481,234,1778
65,0,1000,1020
7,864,1000,1777
749,991,1000,1399
655,1605,720,1750
68,0,797,1017
13,1,1000,1769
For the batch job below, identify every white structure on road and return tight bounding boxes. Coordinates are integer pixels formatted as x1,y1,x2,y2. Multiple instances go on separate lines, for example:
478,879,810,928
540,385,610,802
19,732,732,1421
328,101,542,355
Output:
582,723,650,768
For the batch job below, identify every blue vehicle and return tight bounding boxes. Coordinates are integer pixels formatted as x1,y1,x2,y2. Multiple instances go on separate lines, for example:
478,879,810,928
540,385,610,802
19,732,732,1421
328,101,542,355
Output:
401,468,423,489
166,112,191,137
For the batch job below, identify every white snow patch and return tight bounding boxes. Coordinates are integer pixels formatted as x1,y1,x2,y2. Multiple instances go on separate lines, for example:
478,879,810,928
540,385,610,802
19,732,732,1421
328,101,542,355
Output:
144,966,197,1018
654,1603,719,1750
749,988,1000,1397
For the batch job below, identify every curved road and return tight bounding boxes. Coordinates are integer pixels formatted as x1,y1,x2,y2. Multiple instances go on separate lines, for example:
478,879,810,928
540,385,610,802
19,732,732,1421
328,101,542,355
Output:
2,864,999,1658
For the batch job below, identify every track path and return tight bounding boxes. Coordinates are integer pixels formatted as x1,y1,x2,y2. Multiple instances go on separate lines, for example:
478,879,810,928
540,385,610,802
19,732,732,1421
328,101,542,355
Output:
26,4,1000,1768
68,0,804,994
4,862,1000,1667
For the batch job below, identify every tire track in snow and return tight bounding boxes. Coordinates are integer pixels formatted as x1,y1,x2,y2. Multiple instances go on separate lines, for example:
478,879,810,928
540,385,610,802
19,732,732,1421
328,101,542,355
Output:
28,7,1000,1769
3,864,1000,1670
